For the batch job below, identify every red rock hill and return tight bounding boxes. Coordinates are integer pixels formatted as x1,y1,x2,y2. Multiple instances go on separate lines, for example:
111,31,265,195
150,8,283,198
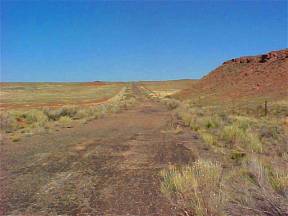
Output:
177,49,288,101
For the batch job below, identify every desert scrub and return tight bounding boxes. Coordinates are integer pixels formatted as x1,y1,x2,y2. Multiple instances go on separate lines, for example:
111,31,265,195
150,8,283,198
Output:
74,107,103,120
232,116,255,130
58,116,72,127
2,86,136,133
259,125,281,140
124,97,136,107
221,124,244,146
107,104,121,113
186,114,222,132
267,167,288,196
175,104,222,131
43,89,134,122
175,107,193,126
258,118,286,144
60,106,78,118
199,131,217,146
163,99,180,110
181,112,193,127
160,160,225,216
245,132,262,153
230,149,246,162
189,118,201,131
43,108,64,121
270,100,288,117
73,108,91,119
199,115,222,129
43,106,77,121
282,152,288,162
0,112,19,132
11,133,21,142
225,158,288,215
22,110,48,127
221,123,262,153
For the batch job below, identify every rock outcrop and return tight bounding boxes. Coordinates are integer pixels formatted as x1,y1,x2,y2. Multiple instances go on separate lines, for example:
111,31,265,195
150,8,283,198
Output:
176,49,288,101
224,49,288,64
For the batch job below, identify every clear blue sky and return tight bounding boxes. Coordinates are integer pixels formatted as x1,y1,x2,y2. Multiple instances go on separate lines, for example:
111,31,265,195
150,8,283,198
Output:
1,1,287,82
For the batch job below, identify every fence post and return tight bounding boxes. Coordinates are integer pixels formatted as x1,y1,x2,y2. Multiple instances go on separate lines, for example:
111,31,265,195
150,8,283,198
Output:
264,100,268,116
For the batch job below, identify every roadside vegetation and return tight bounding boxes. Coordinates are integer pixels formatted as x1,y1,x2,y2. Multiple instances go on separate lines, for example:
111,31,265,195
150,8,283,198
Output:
0,85,140,215
0,86,136,140
146,90,288,216
160,157,287,216
1,84,287,215
160,160,225,216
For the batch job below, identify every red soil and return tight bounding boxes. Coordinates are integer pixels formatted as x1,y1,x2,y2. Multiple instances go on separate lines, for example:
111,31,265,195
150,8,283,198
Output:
0,97,110,110
176,49,288,101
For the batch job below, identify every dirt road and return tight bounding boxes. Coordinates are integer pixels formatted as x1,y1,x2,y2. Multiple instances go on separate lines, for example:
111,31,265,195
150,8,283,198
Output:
1,85,209,215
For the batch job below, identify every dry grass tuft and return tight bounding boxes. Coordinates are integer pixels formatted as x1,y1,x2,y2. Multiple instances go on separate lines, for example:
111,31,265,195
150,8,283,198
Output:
200,116,222,129
0,111,19,132
163,99,180,110
267,167,288,196
23,110,48,127
221,123,262,153
58,116,73,127
199,131,217,146
225,158,288,216
160,159,225,216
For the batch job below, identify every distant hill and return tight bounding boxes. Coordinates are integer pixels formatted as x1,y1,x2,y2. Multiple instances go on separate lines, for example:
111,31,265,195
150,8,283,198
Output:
175,49,288,101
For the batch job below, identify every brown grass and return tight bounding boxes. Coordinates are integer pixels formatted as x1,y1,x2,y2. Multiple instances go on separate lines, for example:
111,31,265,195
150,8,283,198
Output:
160,160,225,216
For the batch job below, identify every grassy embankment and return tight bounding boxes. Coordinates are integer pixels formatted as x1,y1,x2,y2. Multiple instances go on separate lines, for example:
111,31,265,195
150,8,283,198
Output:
143,86,288,216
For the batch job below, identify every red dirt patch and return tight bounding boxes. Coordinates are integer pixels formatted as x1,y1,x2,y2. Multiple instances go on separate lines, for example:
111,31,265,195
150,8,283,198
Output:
176,49,288,101
0,97,110,110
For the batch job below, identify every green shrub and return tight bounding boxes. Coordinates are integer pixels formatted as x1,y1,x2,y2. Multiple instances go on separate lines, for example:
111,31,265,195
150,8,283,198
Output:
245,132,262,153
176,109,192,126
189,118,200,131
74,109,90,119
199,131,217,146
221,123,262,153
268,168,288,195
230,150,246,161
22,110,48,127
58,116,72,126
233,116,253,131
160,160,224,216
222,124,246,146
11,134,21,142
200,116,222,129
74,107,101,119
